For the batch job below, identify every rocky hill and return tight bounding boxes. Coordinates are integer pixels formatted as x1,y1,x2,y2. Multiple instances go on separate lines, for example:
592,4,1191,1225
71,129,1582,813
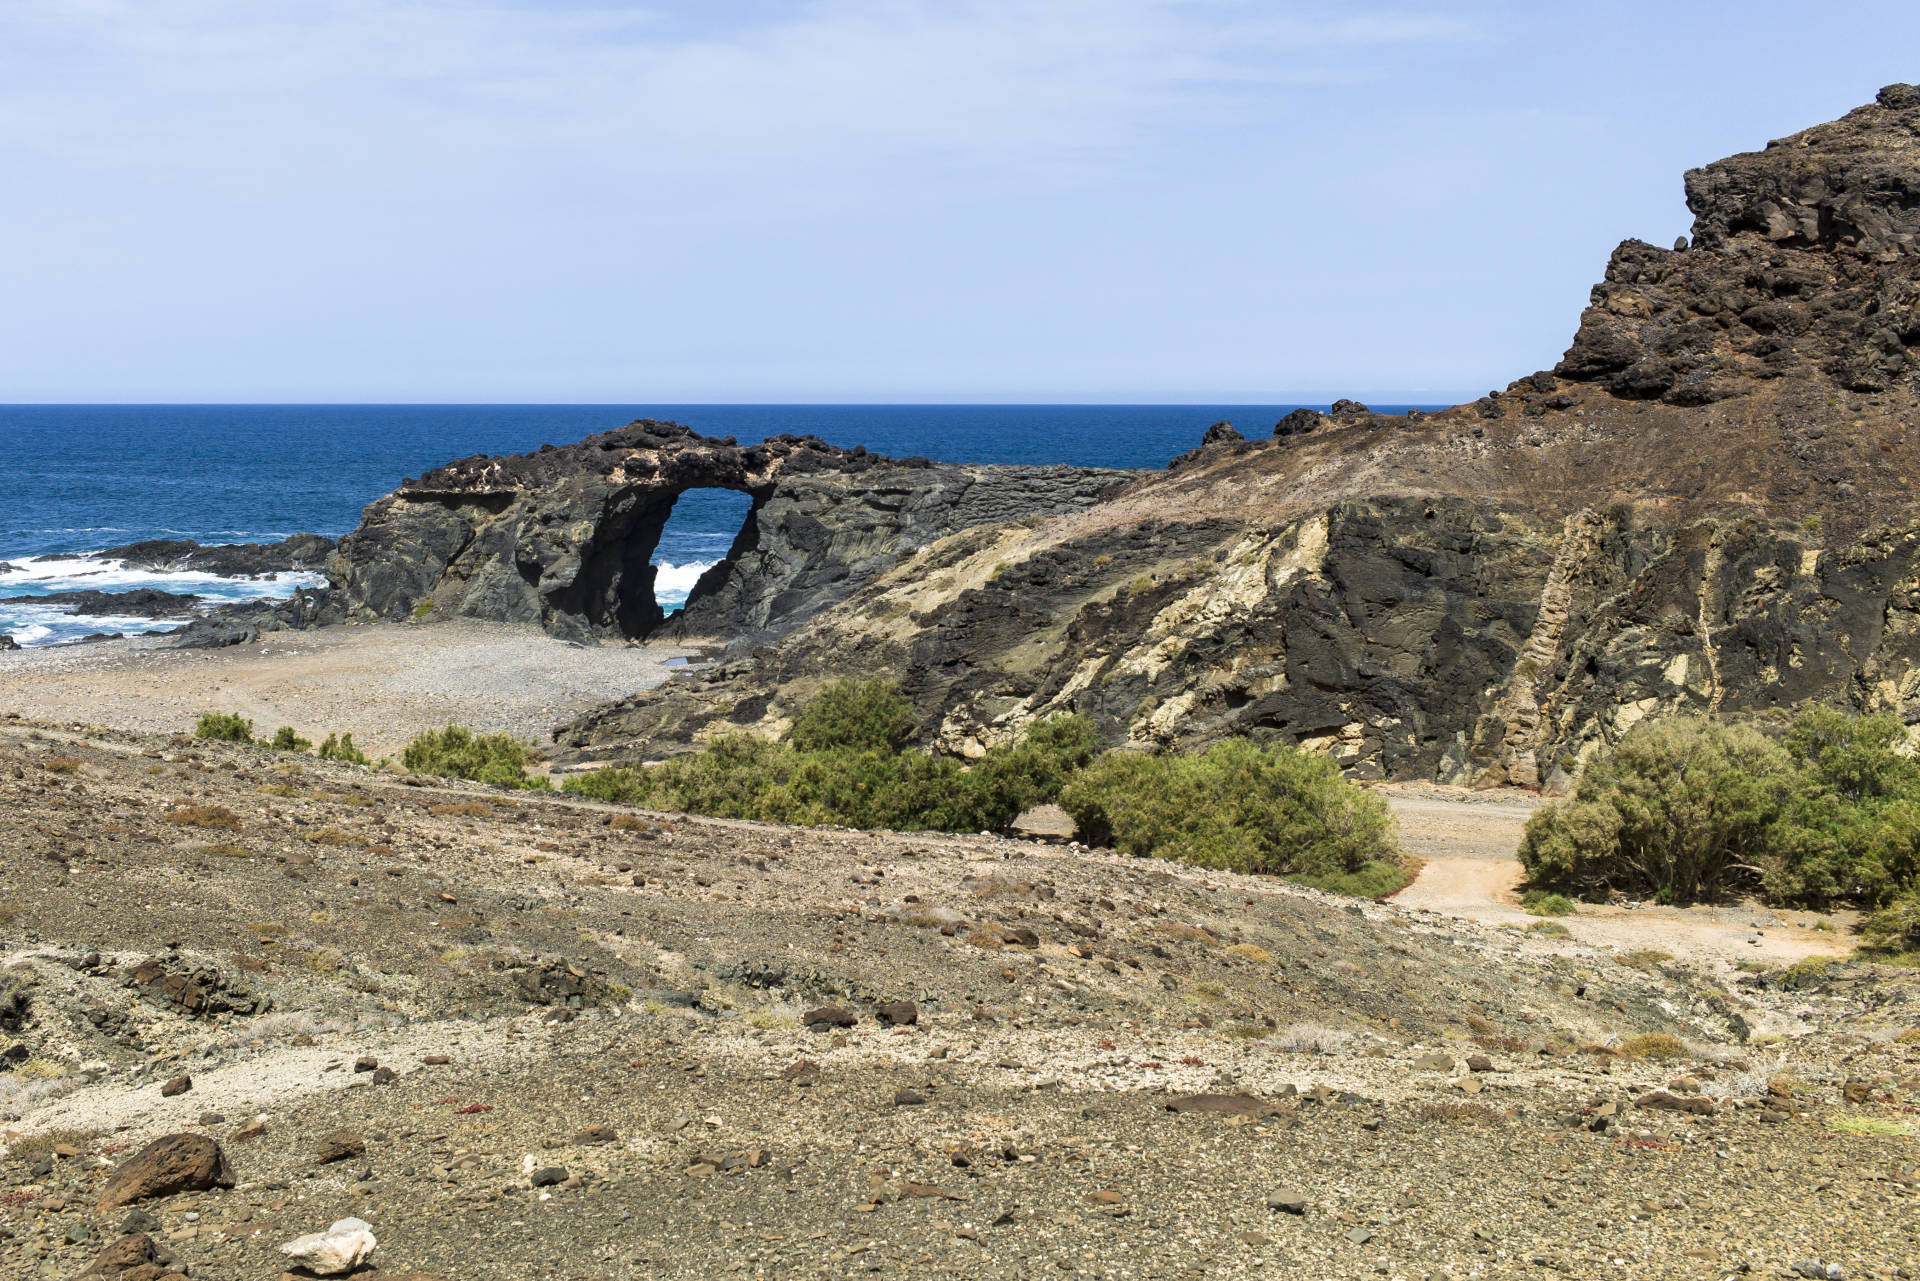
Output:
550,86,1920,785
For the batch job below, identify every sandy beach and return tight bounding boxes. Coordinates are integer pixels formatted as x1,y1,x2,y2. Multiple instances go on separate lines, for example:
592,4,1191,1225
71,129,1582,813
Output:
0,619,690,759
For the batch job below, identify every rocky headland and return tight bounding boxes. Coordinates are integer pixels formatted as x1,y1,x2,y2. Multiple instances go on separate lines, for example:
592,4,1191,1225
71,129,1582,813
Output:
516,85,1920,786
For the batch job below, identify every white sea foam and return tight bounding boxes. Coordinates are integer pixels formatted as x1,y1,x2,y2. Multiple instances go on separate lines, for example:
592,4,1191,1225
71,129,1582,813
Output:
653,559,717,609
0,556,325,648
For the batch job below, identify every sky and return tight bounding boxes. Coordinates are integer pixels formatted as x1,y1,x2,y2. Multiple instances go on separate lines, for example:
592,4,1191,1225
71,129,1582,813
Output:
3,1,1918,404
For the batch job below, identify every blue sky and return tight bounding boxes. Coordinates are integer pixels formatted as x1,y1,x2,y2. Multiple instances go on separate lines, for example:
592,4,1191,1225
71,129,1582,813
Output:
3,1,1916,403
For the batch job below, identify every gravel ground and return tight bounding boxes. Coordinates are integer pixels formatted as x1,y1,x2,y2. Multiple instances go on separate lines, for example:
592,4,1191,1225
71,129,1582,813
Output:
0,720,1915,1280
0,621,693,759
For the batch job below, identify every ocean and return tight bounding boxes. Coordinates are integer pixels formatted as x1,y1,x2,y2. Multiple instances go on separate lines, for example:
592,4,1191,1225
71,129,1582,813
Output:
0,403,1440,646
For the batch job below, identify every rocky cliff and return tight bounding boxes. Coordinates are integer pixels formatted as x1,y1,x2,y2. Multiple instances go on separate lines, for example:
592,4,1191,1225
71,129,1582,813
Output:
325,420,1131,645
554,86,1920,785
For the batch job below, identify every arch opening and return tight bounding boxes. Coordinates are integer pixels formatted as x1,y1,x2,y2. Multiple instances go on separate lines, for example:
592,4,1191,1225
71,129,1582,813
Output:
649,487,756,617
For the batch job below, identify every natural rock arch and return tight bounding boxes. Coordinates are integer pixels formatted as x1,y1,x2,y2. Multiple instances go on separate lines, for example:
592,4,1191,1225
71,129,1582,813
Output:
326,420,1133,646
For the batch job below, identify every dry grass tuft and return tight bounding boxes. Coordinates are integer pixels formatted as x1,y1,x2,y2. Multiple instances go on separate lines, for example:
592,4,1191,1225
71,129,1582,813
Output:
1224,943,1273,965
1619,1032,1688,1061
42,757,82,775
304,827,361,847
430,802,494,818
164,804,241,830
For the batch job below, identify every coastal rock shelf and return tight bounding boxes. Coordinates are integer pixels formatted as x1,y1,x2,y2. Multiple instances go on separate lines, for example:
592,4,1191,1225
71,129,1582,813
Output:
328,421,1132,645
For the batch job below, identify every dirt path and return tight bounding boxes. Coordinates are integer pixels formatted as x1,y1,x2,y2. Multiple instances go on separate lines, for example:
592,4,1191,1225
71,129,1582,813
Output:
1382,783,1856,970
0,620,691,758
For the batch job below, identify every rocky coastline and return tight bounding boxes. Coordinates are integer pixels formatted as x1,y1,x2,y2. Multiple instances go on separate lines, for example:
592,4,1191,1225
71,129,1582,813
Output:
167,86,1920,788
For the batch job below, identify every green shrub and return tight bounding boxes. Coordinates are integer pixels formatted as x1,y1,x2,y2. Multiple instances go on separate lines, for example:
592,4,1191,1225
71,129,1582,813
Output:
562,766,653,805
561,682,1399,896
317,732,370,765
1058,738,1404,893
788,678,916,754
402,725,549,790
194,712,254,742
1862,894,1920,959
270,726,312,753
1520,889,1574,917
1521,709,1920,909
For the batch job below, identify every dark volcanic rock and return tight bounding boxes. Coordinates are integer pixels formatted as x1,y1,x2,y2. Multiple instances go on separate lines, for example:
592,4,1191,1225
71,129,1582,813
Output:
5,588,204,619
325,421,1133,646
1556,86,1920,400
1273,408,1325,438
50,535,335,577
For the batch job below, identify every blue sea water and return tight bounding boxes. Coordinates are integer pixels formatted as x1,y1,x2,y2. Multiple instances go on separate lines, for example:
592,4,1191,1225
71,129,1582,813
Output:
0,404,1441,645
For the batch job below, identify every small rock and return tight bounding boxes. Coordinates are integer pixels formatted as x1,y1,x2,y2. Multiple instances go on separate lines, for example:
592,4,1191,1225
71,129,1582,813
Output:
1266,1190,1308,1215
530,1166,568,1187
232,1118,268,1142
279,1217,377,1276
802,1006,857,1031
875,1001,918,1027
574,1125,617,1145
119,1210,162,1235
159,1074,192,1098
314,1129,367,1164
353,1055,377,1073
1466,1054,1493,1073
1635,1091,1715,1116
422,1054,452,1066
1413,1052,1454,1072
76,1231,171,1277
370,1065,397,1086
893,1089,928,1106
1166,1093,1284,1119
197,1112,225,1126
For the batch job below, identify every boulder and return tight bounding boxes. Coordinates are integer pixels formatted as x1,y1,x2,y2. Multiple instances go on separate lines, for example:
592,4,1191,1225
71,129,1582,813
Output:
96,1134,236,1211
1272,408,1324,438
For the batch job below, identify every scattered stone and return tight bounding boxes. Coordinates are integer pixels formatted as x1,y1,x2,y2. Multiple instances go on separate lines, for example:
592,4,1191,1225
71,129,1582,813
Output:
893,1089,928,1106
1414,1052,1454,1072
530,1166,568,1187
1266,1190,1308,1215
279,1217,377,1276
1466,1054,1494,1072
96,1134,236,1211
875,1001,918,1027
1166,1093,1284,1119
370,1065,397,1086
574,1125,617,1145
159,1073,192,1097
118,1210,162,1235
422,1054,452,1066
314,1129,367,1164
1635,1091,1715,1116
802,1006,857,1031
781,1059,822,1085
232,1118,268,1142
353,1055,377,1073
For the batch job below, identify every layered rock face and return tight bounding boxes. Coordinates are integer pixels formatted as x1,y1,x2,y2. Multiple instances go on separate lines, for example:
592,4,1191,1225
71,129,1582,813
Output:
556,88,1920,784
327,420,1130,644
